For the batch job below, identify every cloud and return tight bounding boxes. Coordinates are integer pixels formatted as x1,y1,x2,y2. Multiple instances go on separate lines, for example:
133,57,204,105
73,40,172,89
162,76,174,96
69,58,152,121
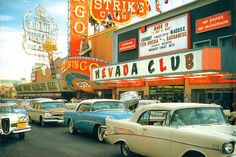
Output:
46,2,68,18
0,27,44,80
0,15,15,21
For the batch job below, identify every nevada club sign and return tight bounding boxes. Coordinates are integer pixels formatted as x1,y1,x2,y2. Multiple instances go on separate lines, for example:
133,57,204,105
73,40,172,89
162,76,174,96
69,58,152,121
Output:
92,50,203,81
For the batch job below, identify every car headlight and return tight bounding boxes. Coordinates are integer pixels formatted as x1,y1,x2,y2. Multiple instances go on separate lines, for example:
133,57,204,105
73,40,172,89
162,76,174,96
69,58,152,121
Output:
222,141,235,154
44,113,52,117
19,116,29,122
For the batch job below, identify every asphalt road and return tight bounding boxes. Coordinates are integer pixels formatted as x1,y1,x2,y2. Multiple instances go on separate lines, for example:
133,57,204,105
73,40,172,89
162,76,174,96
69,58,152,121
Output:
0,123,122,157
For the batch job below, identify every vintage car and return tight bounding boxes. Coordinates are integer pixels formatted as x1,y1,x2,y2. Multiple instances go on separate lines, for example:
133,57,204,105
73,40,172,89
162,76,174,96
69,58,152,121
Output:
0,104,31,139
105,103,236,157
27,100,68,126
64,99,133,142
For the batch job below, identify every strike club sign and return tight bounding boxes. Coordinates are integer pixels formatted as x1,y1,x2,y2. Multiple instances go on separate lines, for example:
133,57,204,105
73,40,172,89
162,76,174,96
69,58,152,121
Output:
90,0,151,24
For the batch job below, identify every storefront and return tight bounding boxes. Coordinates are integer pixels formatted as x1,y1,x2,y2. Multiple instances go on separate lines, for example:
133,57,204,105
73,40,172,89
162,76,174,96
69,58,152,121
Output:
15,79,76,100
91,0,236,109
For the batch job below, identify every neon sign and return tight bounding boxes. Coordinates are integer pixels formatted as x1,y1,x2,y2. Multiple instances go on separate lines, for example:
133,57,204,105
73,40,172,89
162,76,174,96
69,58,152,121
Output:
90,0,151,24
22,5,58,58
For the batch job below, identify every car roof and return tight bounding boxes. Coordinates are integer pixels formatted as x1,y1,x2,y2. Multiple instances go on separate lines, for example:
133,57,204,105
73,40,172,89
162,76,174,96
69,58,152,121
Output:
37,100,65,103
136,103,222,112
0,103,15,107
79,99,123,104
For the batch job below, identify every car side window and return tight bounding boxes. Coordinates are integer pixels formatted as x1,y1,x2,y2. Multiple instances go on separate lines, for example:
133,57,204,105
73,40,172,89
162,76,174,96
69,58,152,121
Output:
138,110,168,126
77,103,91,112
138,111,150,125
32,103,38,109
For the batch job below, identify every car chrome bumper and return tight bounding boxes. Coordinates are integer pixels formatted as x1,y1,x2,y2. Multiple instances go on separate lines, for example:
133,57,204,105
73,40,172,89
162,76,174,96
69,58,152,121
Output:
43,119,64,124
0,126,31,135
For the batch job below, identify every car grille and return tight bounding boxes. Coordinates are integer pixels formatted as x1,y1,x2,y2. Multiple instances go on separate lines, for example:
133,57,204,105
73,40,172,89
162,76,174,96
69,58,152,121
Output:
1,118,10,134
11,123,17,127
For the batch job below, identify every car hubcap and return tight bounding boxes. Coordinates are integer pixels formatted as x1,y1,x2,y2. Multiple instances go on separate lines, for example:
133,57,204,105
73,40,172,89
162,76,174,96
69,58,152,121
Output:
122,143,129,156
97,126,105,141
69,121,73,133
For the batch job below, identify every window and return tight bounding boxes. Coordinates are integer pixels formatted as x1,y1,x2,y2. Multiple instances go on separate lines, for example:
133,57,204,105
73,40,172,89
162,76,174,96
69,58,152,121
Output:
218,35,232,48
77,103,91,112
138,110,168,126
193,40,211,49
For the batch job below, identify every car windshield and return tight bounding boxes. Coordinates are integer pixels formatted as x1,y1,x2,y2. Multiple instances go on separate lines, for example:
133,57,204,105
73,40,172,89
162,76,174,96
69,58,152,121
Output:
92,101,127,111
0,106,14,113
170,107,227,126
40,102,66,109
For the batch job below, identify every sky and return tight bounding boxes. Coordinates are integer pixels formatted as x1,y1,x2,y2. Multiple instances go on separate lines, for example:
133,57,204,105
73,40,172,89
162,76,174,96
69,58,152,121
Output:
0,0,195,81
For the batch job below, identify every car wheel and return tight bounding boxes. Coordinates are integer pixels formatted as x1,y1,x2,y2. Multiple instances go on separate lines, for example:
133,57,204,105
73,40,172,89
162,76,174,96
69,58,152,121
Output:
18,133,25,140
28,116,33,123
121,142,133,157
40,117,46,127
69,120,76,134
97,126,105,142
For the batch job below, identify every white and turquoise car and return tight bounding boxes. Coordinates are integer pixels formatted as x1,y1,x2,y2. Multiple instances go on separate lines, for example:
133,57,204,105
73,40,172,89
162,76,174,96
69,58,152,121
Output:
64,99,133,142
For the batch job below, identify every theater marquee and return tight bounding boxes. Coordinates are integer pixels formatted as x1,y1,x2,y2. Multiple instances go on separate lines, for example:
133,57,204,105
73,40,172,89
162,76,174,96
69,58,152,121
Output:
92,48,222,81
139,13,190,58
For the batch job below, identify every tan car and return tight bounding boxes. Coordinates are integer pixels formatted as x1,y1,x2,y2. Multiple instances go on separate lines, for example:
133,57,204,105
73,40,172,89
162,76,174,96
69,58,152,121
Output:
105,103,236,157
27,100,68,126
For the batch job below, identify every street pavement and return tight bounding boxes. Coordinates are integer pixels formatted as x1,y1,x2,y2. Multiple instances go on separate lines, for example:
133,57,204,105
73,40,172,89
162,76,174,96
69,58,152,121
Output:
0,123,122,157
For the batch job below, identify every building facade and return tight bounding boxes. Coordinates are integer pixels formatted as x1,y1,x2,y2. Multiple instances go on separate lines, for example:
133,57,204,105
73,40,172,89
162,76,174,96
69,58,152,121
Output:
91,0,236,110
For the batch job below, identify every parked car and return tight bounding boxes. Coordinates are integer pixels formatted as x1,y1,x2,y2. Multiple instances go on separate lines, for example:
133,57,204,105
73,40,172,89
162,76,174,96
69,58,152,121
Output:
105,103,235,157
66,99,81,110
229,111,236,125
64,99,133,142
0,104,31,139
27,100,68,126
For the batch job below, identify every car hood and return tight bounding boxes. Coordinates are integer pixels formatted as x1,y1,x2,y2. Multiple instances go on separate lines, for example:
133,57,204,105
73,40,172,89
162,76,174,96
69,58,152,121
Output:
0,113,26,123
43,108,67,114
94,110,133,119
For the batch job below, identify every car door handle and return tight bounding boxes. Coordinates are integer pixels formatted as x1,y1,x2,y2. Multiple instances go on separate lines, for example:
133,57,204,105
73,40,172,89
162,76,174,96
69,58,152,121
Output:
143,127,147,131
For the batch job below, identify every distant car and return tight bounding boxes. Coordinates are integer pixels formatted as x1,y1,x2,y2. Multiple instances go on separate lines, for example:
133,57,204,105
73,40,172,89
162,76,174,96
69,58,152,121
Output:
105,103,235,157
64,99,133,142
27,100,68,126
137,100,160,109
66,99,81,110
1,98,17,103
0,104,31,139
13,104,27,115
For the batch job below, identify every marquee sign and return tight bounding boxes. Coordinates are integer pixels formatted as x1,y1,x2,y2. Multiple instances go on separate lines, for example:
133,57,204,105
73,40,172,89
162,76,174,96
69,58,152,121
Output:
22,5,58,58
90,0,150,24
139,13,190,58
92,50,203,81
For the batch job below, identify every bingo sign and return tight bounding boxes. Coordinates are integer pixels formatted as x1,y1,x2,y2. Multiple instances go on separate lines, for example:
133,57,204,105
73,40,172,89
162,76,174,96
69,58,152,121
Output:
139,14,190,58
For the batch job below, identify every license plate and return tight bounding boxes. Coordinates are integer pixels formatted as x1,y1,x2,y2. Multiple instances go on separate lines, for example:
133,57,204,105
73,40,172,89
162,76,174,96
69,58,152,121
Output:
17,123,26,129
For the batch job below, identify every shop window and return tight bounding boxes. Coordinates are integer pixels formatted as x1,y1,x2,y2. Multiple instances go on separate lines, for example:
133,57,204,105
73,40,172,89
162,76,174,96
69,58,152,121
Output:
149,86,184,102
193,40,211,49
218,35,232,48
